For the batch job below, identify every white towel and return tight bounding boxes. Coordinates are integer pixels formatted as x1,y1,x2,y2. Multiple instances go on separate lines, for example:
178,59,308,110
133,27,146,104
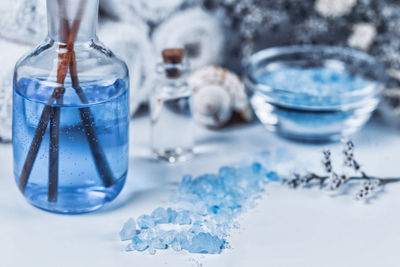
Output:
152,8,225,70
99,18,156,114
100,0,185,25
0,0,47,45
0,38,32,142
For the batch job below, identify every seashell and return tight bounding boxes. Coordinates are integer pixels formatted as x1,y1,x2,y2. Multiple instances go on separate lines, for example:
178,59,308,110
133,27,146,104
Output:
193,84,232,127
188,66,253,127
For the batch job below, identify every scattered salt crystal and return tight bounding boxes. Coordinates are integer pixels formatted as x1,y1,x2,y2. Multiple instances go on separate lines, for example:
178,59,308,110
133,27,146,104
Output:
166,207,178,223
188,233,224,254
150,237,167,250
119,218,136,241
151,207,169,224
120,154,282,255
137,214,155,229
148,246,156,255
175,210,192,225
163,230,178,244
132,236,149,252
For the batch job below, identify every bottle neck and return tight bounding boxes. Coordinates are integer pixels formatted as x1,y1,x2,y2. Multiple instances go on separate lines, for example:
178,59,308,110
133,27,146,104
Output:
47,0,99,43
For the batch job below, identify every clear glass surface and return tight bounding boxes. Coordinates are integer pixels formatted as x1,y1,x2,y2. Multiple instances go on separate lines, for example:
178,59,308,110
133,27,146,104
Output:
150,67,194,163
12,0,129,213
245,46,387,142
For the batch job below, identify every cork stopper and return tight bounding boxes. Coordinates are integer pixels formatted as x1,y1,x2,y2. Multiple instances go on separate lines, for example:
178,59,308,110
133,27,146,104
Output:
162,49,185,64
162,48,185,78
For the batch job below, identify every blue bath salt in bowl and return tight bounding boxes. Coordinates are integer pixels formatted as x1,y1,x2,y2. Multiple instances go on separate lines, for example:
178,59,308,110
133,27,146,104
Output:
245,46,387,142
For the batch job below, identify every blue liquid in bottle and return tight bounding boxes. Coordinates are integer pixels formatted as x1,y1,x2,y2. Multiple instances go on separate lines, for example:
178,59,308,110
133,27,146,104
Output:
13,78,129,214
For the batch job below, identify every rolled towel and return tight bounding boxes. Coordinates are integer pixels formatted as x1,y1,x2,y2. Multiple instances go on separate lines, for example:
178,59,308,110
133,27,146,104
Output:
99,18,156,115
100,0,185,25
0,0,47,45
152,8,225,70
0,38,32,142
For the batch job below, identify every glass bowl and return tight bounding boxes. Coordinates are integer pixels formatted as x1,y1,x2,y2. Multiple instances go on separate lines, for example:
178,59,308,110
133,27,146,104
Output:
244,45,387,142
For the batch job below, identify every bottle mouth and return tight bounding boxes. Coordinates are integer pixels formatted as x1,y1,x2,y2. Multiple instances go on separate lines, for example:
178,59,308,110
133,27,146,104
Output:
157,62,189,79
158,48,187,78
47,0,99,43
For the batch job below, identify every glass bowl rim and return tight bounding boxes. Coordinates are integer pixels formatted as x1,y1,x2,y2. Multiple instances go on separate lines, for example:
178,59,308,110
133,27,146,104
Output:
244,45,388,110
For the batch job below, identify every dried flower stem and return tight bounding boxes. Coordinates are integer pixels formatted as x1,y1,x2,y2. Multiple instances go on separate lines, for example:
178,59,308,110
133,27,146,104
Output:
284,140,400,200
305,173,400,185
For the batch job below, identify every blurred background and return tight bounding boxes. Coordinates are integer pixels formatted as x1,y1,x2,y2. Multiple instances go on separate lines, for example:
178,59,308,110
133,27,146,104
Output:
0,0,399,142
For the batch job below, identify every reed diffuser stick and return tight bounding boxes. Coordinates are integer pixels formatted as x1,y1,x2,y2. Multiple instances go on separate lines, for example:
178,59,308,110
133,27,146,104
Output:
19,0,116,195
69,51,115,187
18,1,85,194
48,1,70,202
48,101,61,202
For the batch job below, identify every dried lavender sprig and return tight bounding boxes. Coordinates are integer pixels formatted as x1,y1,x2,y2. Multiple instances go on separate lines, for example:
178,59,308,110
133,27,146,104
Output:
283,140,400,200
322,149,332,173
341,139,368,178
292,173,400,185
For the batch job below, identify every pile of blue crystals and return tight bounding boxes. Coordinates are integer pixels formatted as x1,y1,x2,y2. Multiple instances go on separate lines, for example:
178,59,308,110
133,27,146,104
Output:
257,66,374,107
120,160,279,255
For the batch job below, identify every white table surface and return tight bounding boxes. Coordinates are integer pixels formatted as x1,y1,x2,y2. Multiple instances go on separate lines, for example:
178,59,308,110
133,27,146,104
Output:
1,114,400,267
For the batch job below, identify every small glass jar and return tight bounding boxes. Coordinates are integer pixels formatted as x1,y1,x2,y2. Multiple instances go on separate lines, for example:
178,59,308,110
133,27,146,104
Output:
245,46,387,142
13,0,129,213
150,49,194,163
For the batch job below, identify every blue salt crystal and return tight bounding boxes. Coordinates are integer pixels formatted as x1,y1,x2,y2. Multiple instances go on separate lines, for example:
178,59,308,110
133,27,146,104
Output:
188,233,224,254
266,171,279,181
171,242,182,251
148,247,156,255
255,67,376,134
163,230,177,244
210,205,219,214
256,66,373,107
166,208,178,223
119,218,137,241
175,210,192,225
175,231,191,250
219,166,237,179
150,237,168,250
137,215,155,229
189,221,204,234
138,228,156,241
132,236,149,252
126,242,135,252
222,195,241,210
179,174,192,194
192,174,221,197
151,207,169,224
251,162,263,174
121,155,282,255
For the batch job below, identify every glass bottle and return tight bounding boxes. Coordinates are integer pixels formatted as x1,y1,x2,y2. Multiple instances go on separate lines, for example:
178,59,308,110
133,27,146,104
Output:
12,0,129,214
150,49,194,163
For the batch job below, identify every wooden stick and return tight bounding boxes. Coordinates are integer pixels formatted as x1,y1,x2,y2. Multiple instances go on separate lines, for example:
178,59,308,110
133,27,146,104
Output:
20,0,116,195
47,0,70,202
48,103,61,202
69,51,115,187
19,2,85,193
